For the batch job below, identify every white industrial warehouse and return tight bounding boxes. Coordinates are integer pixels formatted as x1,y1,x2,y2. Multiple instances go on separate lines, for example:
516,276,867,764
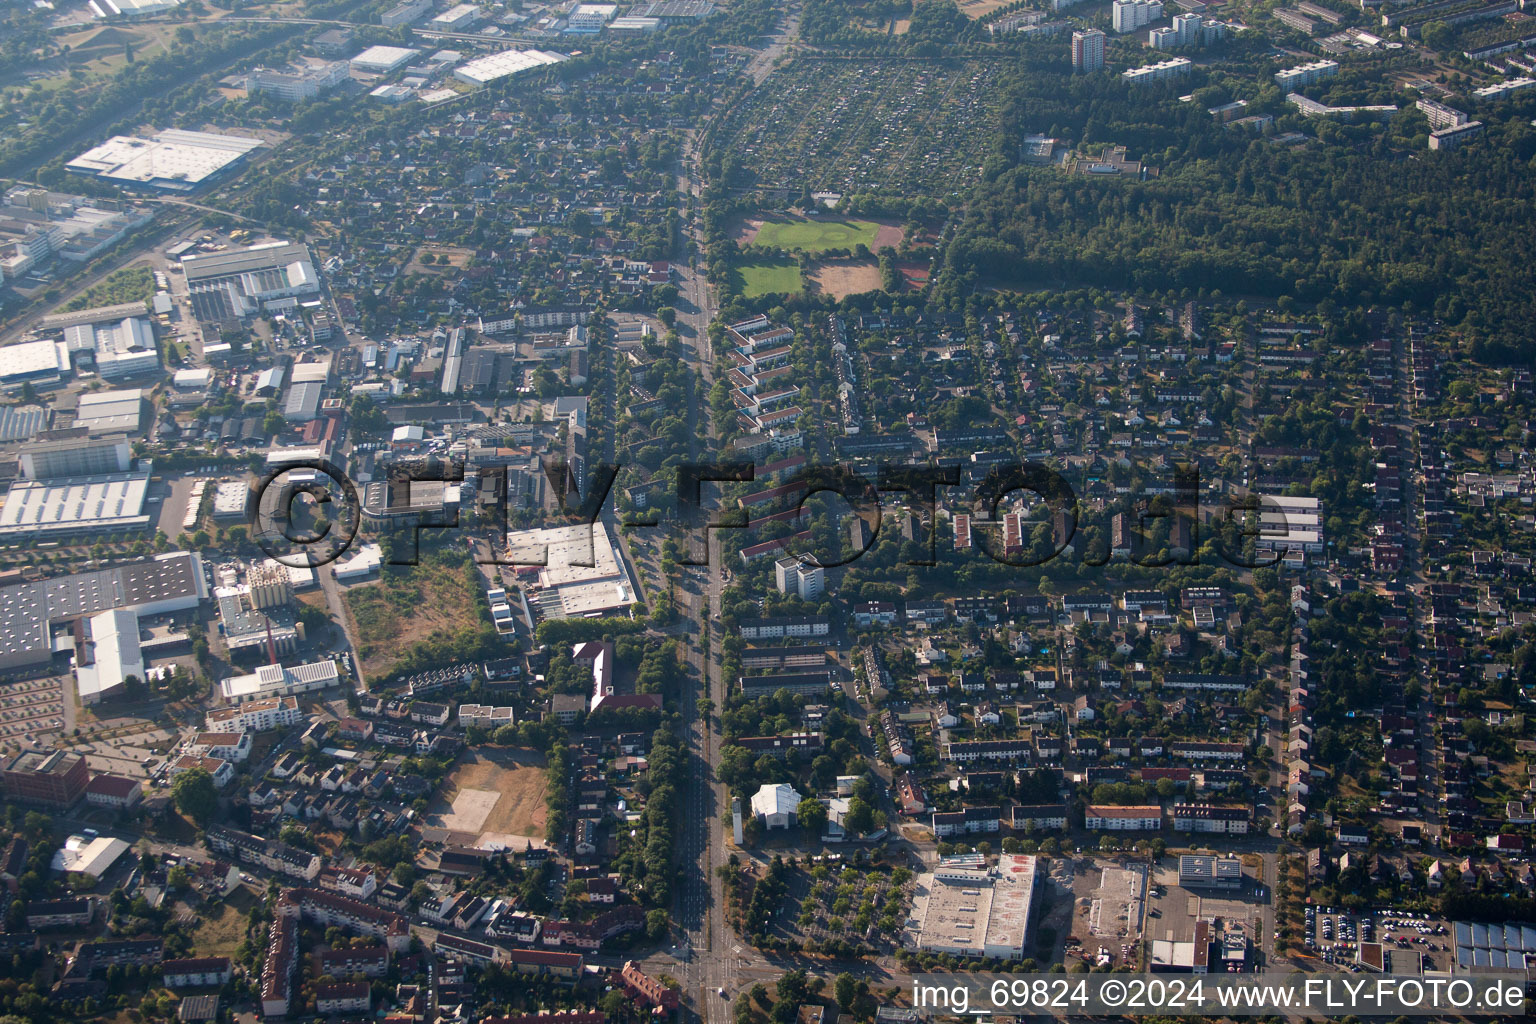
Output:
453,48,567,86
504,521,638,618
350,45,421,73
0,466,154,538
66,130,265,192
907,855,1042,959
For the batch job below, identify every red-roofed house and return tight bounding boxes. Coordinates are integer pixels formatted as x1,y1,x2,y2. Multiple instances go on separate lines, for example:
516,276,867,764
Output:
619,960,678,1011
84,774,142,810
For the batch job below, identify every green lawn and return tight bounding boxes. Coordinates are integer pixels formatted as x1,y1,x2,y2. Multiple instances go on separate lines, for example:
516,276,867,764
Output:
753,218,882,253
736,258,803,297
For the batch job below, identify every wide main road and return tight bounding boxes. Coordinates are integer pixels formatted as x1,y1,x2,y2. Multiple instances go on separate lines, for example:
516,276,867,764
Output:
661,8,803,1019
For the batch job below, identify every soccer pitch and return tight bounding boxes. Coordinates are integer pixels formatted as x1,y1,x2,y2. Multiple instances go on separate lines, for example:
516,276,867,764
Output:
737,258,804,296
753,218,883,253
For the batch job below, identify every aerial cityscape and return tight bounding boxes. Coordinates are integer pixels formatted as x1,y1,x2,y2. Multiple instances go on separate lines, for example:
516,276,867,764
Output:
0,0,1534,1019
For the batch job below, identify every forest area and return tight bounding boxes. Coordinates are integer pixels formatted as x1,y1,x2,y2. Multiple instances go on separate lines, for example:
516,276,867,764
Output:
930,61,1536,363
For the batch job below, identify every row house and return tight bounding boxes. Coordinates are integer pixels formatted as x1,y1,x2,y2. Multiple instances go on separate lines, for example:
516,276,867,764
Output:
904,600,948,625
1162,673,1248,694
954,595,999,622
261,912,298,1018
734,734,823,758
161,957,232,988
291,888,410,952
931,805,1002,837
319,865,377,900
879,710,914,765
1171,804,1250,834
852,601,899,628
1010,804,1069,831
1170,741,1246,761
943,738,1034,763
318,944,390,978
1085,805,1163,831
206,826,322,881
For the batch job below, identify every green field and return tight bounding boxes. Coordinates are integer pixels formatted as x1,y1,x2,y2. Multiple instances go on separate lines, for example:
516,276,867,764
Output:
736,258,803,297
61,263,155,313
752,218,882,253
342,556,480,678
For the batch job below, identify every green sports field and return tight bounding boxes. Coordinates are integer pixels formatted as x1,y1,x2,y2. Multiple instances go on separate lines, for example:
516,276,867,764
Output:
752,218,883,253
736,258,804,297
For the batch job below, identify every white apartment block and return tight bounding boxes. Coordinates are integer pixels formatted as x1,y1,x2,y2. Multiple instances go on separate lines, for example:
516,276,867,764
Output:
1416,98,1468,129
1429,120,1484,149
205,695,303,732
1473,76,1536,99
458,704,516,729
1255,493,1324,566
1274,59,1338,89
774,556,825,601
1151,12,1204,47
1112,0,1163,33
1085,805,1163,830
190,731,253,763
1122,56,1192,83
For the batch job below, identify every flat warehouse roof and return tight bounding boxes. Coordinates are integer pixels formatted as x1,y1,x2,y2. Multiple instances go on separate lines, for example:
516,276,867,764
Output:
75,388,145,432
913,854,1038,958
67,130,264,190
454,48,566,85
182,241,314,281
0,339,70,383
52,835,131,877
351,45,421,70
0,552,203,665
0,406,47,443
505,522,637,617
0,469,152,536
507,522,624,588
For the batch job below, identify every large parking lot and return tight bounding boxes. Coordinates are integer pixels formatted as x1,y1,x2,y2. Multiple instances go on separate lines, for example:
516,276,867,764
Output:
1305,905,1452,971
0,677,66,746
